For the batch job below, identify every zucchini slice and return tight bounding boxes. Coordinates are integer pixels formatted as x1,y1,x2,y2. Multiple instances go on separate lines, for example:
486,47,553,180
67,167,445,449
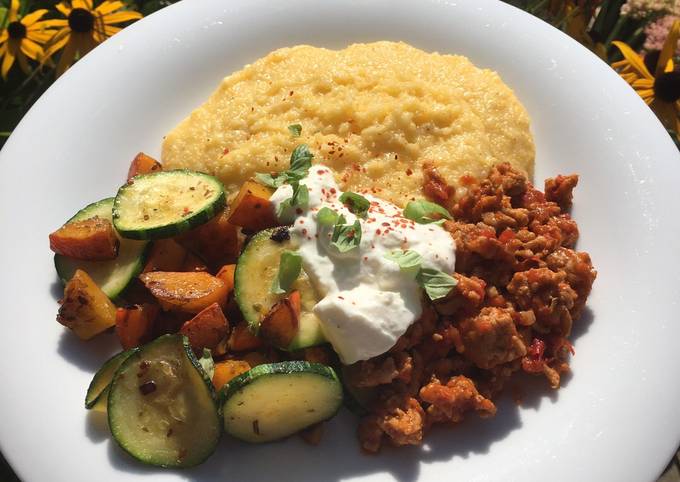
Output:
54,198,149,299
85,349,135,411
234,227,326,351
221,361,342,443
108,335,220,468
113,170,226,240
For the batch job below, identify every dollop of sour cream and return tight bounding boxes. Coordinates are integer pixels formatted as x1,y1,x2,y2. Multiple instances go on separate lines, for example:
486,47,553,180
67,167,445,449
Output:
269,165,456,364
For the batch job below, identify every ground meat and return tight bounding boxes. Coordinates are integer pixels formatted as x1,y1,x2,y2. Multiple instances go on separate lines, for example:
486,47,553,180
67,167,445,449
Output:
419,375,496,425
358,393,426,452
545,174,578,210
507,268,577,336
354,163,595,452
456,307,527,369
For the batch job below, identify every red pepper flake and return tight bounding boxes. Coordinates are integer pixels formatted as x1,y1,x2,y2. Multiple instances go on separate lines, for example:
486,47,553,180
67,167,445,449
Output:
289,90,294,96
375,229,381,235
338,296,344,300
382,222,390,227
330,188,336,194
299,219,305,224
296,208,303,215
317,169,326,175
363,256,368,261
405,168,413,176
223,147,230,155
302,229,308,235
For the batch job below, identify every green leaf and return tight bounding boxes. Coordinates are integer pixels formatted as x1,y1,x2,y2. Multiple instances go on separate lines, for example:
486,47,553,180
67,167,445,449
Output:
416,268,457,301
197,348,215,380
288,124,302,137
255,172,285,188
339,191,370,218
276,182,309,218
384,249,423,276
271,250,303,294
403,200,452,224
331,218,362,253
289,144,313,176
317,207,340,227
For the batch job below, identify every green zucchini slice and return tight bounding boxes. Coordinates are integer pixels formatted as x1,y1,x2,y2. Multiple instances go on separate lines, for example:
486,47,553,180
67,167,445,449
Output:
108,335,220,468
234,227,326,351
54,198,149,299
221,361,342,443
113,170,225,240
85,349,135,410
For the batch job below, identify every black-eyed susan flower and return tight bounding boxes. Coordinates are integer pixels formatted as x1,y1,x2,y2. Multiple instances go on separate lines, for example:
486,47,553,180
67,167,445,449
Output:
612,20,680,132
0,0,61,79
45,0,142,76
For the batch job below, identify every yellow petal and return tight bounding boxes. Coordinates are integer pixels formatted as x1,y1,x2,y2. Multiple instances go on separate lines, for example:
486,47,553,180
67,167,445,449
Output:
102,10,142,25
26,29,56,44
44,29,70,59
20,9,49,27
612,41,654,80
20,38,43,61
621,72,639,84
55,2,72,17
104,25,121,37
32,19,69,29
8,0,19,21
611,60,629,69
72,0,94,10
633,78,654,89
665,58,674,73
96,1,126,15
0,31,8,46
637,88,655,98
1,45,15,79
657,20,680,77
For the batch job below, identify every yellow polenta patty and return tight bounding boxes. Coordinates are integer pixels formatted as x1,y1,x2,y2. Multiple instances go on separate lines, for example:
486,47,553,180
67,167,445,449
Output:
162,42,534,206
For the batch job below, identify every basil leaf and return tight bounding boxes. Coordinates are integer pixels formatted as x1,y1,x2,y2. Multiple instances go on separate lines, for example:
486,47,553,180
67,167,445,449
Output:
403,200,452,224
384,249,423,275
339,191,370,218
276,182,309,218
416,268,457,301
289,144,313,175
255,172,285,188
331,219,362,252
271,250,303,294
317,207,339,227
288,124,302,137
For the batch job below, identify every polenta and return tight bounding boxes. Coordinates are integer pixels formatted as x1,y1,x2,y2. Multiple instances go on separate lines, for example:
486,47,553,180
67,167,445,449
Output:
162,42,534,206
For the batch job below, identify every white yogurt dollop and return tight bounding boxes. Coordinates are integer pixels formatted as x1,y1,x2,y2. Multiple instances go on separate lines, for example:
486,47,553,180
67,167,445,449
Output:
269,165,456,364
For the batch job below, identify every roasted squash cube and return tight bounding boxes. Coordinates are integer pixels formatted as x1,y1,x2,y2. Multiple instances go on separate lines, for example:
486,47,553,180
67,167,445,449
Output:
226,180,278,232
176,210,241,268
259,290,300,347
180,302,229,352
139,271,228,314
49,217,119,261
115,303,159,349
127,152,162,181
212,360,251,390
57,269,117,340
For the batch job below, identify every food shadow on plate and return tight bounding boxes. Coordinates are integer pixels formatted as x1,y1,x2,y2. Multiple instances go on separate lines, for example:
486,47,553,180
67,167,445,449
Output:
57,329,120,372
50,278,63,302
85,410,110,444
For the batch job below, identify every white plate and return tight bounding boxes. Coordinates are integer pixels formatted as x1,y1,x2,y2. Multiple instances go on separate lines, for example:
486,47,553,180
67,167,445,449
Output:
1,0,679,480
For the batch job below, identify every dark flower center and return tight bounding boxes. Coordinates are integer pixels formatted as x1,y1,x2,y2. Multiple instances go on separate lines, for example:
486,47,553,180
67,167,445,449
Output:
654,71,680,103
644,50,660,74
68,8,95,33
7,21,26,39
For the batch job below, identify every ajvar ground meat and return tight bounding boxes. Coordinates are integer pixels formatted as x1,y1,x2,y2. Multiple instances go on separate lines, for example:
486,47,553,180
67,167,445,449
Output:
351,163,597,453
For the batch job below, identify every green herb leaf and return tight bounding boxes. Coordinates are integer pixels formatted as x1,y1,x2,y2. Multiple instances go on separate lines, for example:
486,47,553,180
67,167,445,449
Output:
317,207,340,227
331,218,362,252
416,268,457,301
289,144,313,176
288,124,302,137
339,191,370,218
255,172,286,188
276,182,309,218
403,200,452,224
271,250,303,294
197,348,215,380
384,249,423,275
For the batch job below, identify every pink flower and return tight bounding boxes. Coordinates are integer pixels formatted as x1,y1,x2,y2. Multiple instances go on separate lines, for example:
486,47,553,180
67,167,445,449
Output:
644,14,680,53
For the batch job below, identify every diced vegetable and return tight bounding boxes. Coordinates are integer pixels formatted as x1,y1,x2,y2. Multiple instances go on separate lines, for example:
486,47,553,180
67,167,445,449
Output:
57,269,118,340
108,335,220,467
179,302,229,353
139,271,228,314
54,198,149,299
49,217,119,261
228,321,263,352
215,264,236,296
115,304,159,350
85,350,135,410
176,210,241,268
113,170,226,240
242,351,270,367
226,180,278,232
142,239,188,273
259,291,300,348
127,152,162,181
235,228,326,350
220,361,343,443
212,360,251,390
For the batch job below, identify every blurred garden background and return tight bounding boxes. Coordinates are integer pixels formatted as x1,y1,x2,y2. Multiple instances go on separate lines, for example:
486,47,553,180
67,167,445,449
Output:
0,0,679,480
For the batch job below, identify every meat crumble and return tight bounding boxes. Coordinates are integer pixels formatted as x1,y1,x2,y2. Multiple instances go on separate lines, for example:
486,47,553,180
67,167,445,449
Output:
348,163,597,452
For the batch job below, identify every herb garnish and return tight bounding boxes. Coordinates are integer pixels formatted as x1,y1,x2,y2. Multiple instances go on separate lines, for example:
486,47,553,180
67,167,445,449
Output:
255,144,314,188
271,250,303,294
317,207,340,227
288,124,302,137
275,182,309,218
339,192,370,218
384,248,457,300
331,215,362,252
403,200,452,225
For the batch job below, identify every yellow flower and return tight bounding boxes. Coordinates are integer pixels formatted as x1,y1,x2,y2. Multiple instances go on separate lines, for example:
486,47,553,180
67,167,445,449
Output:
46,0,142,76
612,20,680,133
0,0,61,80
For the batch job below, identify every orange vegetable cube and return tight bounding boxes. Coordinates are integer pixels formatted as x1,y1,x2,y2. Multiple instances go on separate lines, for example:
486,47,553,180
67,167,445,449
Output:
212,360,251,390
259,290,300,348
176,210,241,268
139,271,228,314
215,264,236,295
180,302,229,352
228,321,263,352
49,217,119,261
127,152,162,181
226,180,278,232
143,239,188,273
115,303,159,349
57,269,117,340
